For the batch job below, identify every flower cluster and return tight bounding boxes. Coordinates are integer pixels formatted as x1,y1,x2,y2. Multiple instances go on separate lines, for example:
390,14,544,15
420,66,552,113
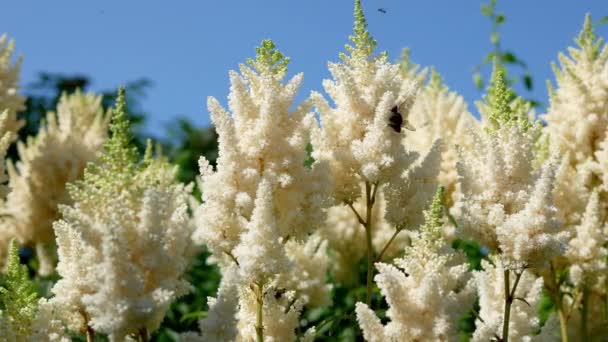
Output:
1,3,608,342
3,91,110,275
48,89,193,340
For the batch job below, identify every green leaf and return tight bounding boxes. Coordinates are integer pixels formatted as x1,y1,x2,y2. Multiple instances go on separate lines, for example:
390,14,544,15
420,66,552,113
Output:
490,32,500,45
523,72,533,90
473,71,484,90
595,16,608,26
495,14,505,24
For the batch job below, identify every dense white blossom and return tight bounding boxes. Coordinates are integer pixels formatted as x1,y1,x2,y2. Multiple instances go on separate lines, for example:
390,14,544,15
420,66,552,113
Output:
49,90,192,340
279,235,332,308
384,139,441,230
0,34,25,136
356,188,476,341
566,190,607,287
311,0,418,203
193,41,330,267
472,259,558,341
454,69,564,270
543,15,608,169
3,91,110,275
192,40,330,341
181,266,239,342
405,70,478,200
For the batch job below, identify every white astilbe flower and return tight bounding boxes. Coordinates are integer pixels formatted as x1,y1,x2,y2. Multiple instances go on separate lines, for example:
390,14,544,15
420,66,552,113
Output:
543,15,608,169
356,188,476,342
4,91,110,275
279,235,332,308
384,139,441,230
233,180,288,285
192,40,330,341
454,124,536,251
405,70,478,201
194,40,330,266
552,154,590,228
311,0,418,202
236,288,304,342
472,259,558,341
566,190,608,287
29,299,71,342
454,70,563,270
50,90,192,341
0,110,15,267
495,161,564,269
181,266,239,342
0,34,25,136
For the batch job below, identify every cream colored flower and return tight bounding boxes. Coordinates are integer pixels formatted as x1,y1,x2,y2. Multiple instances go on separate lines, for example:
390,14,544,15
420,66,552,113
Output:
4,91,110,275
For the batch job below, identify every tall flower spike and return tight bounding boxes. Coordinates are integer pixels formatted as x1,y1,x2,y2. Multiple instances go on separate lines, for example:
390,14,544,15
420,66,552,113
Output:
543,13,608,166
454,66,561,271
4,90,110,275
356,187,476,341
50,89,192,340
192,40,331,341
0,34,25,137
478,66,536,133
311,0,419,200
404,68,478,201
341,0,377,64
246,39,290,79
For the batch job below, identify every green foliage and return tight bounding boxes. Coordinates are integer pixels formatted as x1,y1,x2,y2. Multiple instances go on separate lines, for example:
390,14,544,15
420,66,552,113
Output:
474,0,538,107
167,119,219,185
0,240,39,339
246,39,290,79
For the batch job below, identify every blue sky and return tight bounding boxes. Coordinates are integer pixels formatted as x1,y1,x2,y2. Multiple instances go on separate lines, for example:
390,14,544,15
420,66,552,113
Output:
5,1,608,138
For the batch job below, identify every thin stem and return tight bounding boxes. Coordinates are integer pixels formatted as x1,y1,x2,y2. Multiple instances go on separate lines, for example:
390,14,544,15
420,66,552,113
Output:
502,269,525,342
502,269,511,342
580,286,589,341
255,283,264,342
86,326,95,342
364,182,375,306
346,202,365,226
376,227,402,262
80,310,95,342
138,328,149,342
548,263,569,342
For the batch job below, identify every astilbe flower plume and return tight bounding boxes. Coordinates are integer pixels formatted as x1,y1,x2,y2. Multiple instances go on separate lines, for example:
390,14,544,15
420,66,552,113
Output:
191,40,330,341
48,88,193,341
0,111,15,267
454,68,564,270
0,34,25,137
539,16,608,339
311,0,419,202
356,188,476,341
404,69,478,202
3,91,110,275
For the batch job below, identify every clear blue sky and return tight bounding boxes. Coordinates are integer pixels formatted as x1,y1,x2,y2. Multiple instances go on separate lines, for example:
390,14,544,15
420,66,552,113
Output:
5,1,608,138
